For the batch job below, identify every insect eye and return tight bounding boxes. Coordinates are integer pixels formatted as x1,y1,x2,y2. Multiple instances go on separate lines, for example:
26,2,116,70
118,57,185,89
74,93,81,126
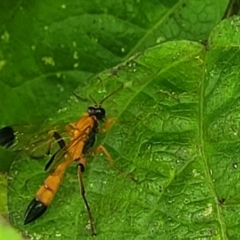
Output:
87,107,95,115
97,108,105,120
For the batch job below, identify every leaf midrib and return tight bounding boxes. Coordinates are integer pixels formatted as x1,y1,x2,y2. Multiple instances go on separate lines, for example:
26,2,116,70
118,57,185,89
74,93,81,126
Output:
199,50,227,239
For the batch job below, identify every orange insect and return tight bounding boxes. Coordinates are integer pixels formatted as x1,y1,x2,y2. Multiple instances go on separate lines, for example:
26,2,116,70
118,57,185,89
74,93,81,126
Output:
0,86,134,235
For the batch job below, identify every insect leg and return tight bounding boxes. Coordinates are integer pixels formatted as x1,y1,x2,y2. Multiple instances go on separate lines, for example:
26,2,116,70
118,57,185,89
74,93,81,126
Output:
94,145,137,182
45,131,66,155
77,157,96,236
101,118,118,132
44,132,66,171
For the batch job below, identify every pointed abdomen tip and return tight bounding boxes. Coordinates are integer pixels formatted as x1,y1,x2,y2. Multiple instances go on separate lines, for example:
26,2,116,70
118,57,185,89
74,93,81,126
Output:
24,198,47,225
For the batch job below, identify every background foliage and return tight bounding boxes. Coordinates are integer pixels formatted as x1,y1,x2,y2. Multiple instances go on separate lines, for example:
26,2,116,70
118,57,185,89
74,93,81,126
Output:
1,0,240,239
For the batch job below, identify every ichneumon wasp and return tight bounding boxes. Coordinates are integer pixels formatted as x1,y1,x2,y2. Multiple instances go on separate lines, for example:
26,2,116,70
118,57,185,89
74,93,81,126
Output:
0,85,136,236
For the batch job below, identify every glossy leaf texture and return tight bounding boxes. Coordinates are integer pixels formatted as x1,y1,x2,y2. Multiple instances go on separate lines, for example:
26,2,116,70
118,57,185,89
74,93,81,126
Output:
6,17,240,239
0,0,228,125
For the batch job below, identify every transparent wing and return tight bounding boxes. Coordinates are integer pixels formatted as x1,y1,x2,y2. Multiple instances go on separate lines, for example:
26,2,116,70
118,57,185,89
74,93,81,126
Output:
0,123,93,173
0,124,71,159
45,130,89,172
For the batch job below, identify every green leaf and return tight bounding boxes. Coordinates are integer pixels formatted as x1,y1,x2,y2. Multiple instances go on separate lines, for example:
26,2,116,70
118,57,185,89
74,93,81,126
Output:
0,174,7,215
0,0,228,125
8,39,204,239
1,1,239,239
0,175,23,240
7,16,240,239
0,216,23,240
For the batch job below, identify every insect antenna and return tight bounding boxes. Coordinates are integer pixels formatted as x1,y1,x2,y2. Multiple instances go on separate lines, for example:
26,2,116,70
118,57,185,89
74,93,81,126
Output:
89,95,98,106
99,85,123,105
75,84,123,106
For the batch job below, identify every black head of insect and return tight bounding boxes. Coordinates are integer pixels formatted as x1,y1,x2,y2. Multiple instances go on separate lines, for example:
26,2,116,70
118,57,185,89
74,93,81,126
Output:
87,106,105,120
88,85,123,121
